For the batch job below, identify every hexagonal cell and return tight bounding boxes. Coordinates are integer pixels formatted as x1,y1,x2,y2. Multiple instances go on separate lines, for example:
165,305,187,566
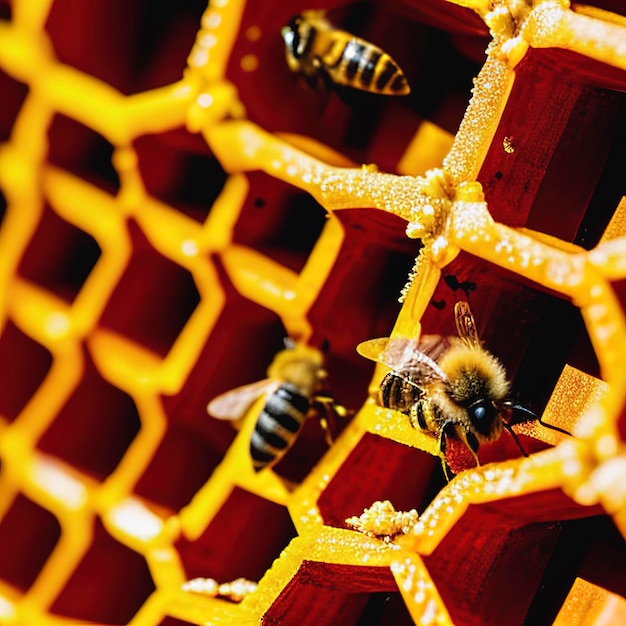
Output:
47,114,120,192
176,487,297,583
317,433,441,529
133,420,226,511
418,252,599,420
479,51,626,246
526,515,626,624
45,0,204,93
134,131,228,223
233,173,329,273
0,320,53,422
0,69,27,142
50,518,155,623
422,507,562,626
0,494,61,591
17,203,102,303
99,220,200,357
261,560,405,626
37,348,141,480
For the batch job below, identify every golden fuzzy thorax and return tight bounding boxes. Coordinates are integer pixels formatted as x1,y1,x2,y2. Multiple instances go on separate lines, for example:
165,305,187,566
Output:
437,343,510,404
267,345,324,396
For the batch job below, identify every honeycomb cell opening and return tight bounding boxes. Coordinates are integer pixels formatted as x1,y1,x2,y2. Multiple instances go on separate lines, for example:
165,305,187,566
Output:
526,515,626,625
133,419,228,512
262,559,401,626
423,507,561,626
184,302,288,423
480,50,626,245
176,486,297,583
47,114,120,193
419,253,599,424
98,220,201,357
50,517,155,624
0,494,61,592
134,131,228,223
45,0,205,94
0,320,53,423
37,348,141,481
17,203,102,303
232,172,329,273
317,433,440,530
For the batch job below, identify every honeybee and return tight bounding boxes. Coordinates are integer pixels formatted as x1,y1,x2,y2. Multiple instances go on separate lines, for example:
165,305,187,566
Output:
281,10,410,96
207,342,346,472
358,301,560,477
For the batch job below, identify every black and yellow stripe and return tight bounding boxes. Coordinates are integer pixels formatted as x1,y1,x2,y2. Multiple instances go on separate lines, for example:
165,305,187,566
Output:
379,371,420,413
283,12,410,96
321,38,409,95
250,383,309,472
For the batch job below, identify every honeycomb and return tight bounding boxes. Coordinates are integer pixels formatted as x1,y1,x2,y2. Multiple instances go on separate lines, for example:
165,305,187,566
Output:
0,0,625,624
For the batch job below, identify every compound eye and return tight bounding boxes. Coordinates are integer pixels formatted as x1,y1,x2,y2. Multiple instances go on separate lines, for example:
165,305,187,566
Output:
471,403,487,422
468,401,497,434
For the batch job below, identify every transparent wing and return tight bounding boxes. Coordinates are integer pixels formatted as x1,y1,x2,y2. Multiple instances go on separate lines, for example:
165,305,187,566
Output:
207,379,280,421
454,301,480,345
357,336,448,386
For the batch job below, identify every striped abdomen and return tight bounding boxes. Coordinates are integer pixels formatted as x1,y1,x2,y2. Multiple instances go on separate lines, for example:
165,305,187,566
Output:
379,371,421,414
250,382,309,472
323,37,410,96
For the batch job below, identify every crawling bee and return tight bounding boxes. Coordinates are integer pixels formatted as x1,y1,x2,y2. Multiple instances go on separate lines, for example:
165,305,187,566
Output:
207,342,346,472
358,301,562,477
281,10,410,96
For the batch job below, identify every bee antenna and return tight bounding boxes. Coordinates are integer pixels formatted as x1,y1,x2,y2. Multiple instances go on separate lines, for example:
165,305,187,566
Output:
502,401,538,423
500,399,572,436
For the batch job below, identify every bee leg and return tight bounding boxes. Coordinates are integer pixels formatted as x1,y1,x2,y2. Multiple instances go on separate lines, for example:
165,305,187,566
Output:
503,400,572,437
438,420,457,481
502,422,529,457
462,430,481,468
310,58,335,92
311,395,349,447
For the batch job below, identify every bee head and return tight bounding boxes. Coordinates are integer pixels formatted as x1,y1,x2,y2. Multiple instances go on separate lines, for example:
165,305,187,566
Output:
268,343,324,395
465,398,499,438
439,343,510,404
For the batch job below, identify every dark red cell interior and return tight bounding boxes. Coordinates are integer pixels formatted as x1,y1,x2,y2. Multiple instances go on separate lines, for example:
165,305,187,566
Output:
176,486,297,582
37,347,141,481
50,518,155,624
0,494,61,591
0,321,53,422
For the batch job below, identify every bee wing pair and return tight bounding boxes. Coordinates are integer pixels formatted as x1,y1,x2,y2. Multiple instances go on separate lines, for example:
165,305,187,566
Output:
357,335,449,389
208,379,280,421
357,301,479,389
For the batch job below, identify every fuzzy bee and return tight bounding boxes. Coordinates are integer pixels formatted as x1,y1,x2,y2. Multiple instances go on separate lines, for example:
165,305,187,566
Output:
207,342,346,472
358,301,566,477
281,10,410,96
